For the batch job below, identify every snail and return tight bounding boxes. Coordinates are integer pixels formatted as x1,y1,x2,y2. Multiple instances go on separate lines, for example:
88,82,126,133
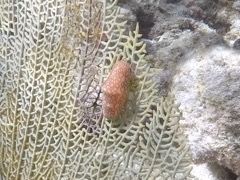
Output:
101,60,131,119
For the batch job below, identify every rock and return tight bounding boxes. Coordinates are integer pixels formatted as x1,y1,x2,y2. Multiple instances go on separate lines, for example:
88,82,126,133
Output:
223,19,240,48
118,0,240,178
191,163,237,180
233,1,240,12
172,46,240,176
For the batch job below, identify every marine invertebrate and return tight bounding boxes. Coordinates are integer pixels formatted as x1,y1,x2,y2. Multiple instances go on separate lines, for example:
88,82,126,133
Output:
101,60,131,119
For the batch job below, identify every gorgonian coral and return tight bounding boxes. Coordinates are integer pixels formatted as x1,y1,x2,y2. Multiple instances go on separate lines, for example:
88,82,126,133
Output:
0,0,192,179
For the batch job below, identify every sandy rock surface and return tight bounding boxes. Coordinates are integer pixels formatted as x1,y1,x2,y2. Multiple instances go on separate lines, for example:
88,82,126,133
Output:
118,0,240,179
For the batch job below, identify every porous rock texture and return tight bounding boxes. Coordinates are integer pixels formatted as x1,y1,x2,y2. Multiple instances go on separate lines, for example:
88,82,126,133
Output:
119,0,240,179
173,46,240,179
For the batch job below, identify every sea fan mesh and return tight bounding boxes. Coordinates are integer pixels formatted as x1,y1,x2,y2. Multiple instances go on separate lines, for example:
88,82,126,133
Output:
0,0,192,179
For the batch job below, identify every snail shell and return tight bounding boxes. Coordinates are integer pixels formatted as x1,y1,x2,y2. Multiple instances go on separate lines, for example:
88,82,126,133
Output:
101,61,131,119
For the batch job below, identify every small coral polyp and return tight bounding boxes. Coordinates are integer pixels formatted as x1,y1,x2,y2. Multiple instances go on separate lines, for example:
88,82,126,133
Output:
101,60,131,119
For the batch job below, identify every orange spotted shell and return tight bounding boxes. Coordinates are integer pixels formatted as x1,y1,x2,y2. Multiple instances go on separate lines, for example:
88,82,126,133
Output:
101,61,131,119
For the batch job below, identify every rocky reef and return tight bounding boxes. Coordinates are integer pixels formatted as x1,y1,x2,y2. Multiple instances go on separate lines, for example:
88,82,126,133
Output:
118,0,240,179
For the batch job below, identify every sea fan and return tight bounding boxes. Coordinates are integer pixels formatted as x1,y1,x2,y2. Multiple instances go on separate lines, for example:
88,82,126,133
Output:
0,0,192,179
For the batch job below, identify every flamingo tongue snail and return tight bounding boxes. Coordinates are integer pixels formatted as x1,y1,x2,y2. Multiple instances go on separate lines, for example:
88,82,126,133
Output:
101,60,131,119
